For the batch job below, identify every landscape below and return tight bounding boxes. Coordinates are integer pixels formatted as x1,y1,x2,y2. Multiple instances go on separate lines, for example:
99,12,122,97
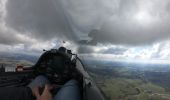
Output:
83,59,170,100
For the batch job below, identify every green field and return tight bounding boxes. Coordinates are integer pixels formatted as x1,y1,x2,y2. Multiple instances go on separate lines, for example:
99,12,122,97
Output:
97,78,170,100
87,65,170,100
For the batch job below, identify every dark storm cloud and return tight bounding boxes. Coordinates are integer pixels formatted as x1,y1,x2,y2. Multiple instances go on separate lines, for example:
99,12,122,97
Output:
5,0,114,43
101,48,127,55
89,18,170,45
77,45,96,54
0,33,20,45
0,25,30,45
88,0,170,45
5,0,74,41
4,0,170,47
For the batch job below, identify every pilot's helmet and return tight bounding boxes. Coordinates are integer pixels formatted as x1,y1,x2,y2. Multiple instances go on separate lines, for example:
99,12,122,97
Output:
58,47,66,53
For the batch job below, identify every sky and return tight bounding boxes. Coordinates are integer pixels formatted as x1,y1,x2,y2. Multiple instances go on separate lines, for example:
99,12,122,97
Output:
1,0,170,61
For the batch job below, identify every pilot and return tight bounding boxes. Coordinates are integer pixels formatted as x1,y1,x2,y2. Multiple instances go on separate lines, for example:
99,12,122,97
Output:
30,75,81,100
0,75,81,100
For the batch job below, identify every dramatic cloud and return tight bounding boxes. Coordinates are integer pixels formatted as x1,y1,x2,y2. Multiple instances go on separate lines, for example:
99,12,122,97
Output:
5,0,170,45
5,0,72,41
4,0,116,43
78,44,127,55
1,0,170,61
0,0,77,54
89,0,170,45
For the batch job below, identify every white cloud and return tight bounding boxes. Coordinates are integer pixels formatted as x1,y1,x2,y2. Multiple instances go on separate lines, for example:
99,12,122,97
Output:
79,40,170,61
